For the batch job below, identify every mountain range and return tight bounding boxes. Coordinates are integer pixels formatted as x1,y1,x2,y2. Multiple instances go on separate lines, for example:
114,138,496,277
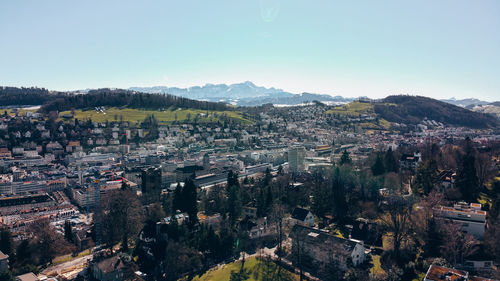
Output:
130,81,356,106
131,82,497,108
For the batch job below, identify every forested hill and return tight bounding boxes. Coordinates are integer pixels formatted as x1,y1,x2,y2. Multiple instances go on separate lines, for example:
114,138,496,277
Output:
374,95,499,129
0,87,230,112
40,89,230,112
0,87,64,106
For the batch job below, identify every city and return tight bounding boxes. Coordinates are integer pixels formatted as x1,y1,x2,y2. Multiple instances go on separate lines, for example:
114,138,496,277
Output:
1,1,499,281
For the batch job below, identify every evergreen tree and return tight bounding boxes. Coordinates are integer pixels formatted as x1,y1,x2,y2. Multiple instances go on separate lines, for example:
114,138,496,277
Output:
456,137,479,201
384,147,398,173
228,185,242,224
64,220,73,243
371,152,385,176
172,183,183,212
339,150,352,166
332,168,348,223
0,227,13,256
413,159,439,195
181,179,198,224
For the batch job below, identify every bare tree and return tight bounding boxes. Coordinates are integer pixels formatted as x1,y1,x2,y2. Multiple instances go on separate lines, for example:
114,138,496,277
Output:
475,152,497,189
440,222,478,266
380,196,413,258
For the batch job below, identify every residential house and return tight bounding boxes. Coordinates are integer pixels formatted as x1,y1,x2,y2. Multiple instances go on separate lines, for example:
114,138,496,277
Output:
290,207,315,227
290,225,366,270
92,256,125,281
423,264,497,281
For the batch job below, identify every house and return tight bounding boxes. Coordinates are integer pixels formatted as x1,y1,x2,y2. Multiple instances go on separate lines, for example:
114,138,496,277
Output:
350,218,383,247
242,206,257,219
423,264,498,281
16,273,39,281
92,256,125,281
290,207,315,227
0,250,9,272
239,217,277,239
400,152,421,171
290,225,366,270
433,202,487,238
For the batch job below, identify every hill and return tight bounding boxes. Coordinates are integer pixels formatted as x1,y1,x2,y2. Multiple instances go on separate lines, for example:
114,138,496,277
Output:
373,95,498,129
0,86,64,106
40,88,229,113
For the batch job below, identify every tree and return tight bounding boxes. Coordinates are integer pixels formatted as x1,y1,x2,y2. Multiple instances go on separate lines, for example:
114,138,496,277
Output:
64,220,73,243
384,148,398,173
332,167,348,223
228,185,242,224
484,214,500,264
456,137,479,201
181,178,198,225
475,151,496,190
339,150,352,166
28,220,75,264
0,227,13,256
440,222,478,266
413,159,439,195
371,153,385,176
101,188,145,251
163,242,202,281
380,196,412,258
172,182,183,212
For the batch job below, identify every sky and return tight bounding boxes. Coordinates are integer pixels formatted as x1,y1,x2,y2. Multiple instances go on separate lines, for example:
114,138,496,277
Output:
1,0,499,101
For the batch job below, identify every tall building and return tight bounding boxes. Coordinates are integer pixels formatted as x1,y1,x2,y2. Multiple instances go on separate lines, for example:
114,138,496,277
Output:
141,167,162,194
288,146,305,172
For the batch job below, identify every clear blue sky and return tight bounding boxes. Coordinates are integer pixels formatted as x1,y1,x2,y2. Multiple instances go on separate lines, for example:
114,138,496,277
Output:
1,0,499,100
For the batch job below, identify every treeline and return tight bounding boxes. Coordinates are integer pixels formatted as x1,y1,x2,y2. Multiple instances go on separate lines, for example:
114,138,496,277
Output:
374,95,499,129
40,89,229,112
0,87,63,106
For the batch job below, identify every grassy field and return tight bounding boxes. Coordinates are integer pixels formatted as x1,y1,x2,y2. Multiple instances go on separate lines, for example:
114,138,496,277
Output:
326,101,374,116
326,101,392,130
370,255,386,278
191,256,298,281
58,107,253,125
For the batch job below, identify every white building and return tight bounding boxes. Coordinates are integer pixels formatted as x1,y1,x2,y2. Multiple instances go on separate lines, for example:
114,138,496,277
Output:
433,202,487,238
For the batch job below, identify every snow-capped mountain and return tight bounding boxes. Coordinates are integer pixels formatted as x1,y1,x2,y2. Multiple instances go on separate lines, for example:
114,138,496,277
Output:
130,81,355,106
440,98,491,108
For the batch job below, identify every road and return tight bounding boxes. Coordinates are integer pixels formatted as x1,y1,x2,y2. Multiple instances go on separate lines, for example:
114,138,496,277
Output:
41,254,93,279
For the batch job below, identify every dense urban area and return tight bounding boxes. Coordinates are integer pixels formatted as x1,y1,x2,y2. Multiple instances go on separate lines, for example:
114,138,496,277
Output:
1,88,500,281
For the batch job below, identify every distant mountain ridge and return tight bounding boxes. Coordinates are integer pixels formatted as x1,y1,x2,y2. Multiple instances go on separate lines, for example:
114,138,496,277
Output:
130,81,355,106
439,97,491,108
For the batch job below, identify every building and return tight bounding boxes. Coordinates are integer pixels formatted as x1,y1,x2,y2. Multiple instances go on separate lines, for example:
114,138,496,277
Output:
433,202,487,238
92,256,125,281
141,167,161,194
288,146,305,172
400,152,421,171
16,273,39,281
290,207,315,227
423,264,498,281
290,225,366,270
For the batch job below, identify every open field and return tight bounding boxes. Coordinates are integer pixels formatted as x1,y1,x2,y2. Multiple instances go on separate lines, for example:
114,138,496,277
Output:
57,107,253,125
326,101,374,116
191,256,299,281
326,101,392,130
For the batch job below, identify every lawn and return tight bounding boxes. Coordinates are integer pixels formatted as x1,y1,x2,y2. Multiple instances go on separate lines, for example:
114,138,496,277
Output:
370,255,386,278
58,107,253,125
191,256,298,281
